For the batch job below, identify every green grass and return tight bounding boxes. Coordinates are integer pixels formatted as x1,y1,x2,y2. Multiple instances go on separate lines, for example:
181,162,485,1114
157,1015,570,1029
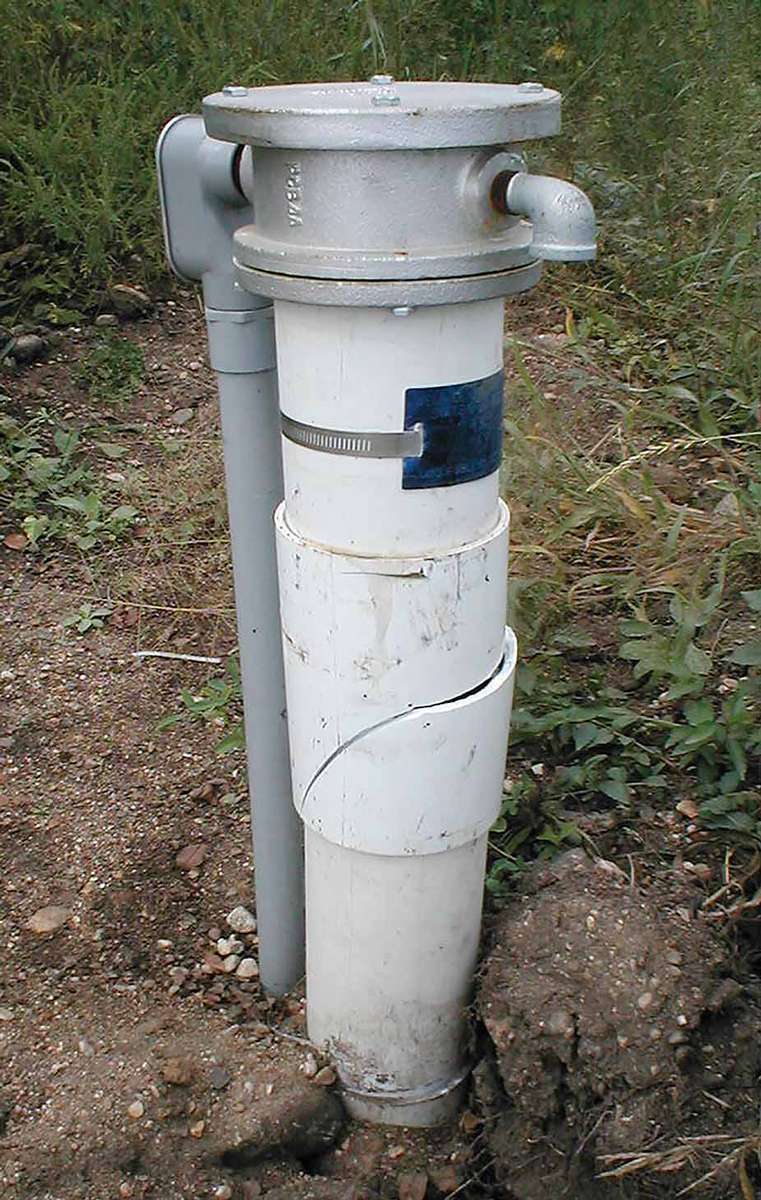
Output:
2,0,760,873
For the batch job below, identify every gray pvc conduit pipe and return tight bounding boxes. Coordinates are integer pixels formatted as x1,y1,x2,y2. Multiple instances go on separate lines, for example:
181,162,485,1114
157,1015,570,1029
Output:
207,305,305,996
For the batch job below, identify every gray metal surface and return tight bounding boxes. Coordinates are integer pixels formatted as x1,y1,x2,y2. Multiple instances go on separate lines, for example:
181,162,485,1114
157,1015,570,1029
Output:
281,413,423,459
203,80,560,151
233,258,542,306
231,146,535,283
505,171,597,261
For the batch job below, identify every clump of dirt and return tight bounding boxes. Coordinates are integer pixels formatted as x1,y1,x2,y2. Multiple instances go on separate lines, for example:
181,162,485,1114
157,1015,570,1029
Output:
477,850,761,1199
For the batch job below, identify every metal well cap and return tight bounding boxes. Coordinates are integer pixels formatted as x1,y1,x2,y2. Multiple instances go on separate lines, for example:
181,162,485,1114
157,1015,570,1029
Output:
203,80,560,150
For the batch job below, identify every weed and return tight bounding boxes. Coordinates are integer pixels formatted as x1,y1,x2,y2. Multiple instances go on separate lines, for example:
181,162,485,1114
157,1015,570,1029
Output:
0,408,139,550
74,334,144,407
62,601,113,634
157,657,244,755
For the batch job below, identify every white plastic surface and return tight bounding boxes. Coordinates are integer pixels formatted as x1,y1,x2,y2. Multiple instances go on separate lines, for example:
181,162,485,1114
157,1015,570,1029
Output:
276,502,509,807
306,828,489,1124
301,630,516,855
275,298,505,555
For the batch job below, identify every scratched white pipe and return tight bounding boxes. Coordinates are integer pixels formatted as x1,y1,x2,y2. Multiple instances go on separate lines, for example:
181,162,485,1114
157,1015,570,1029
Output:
274,297,516,1124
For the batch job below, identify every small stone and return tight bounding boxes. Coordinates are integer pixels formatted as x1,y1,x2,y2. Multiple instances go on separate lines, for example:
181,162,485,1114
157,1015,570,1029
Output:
713,492,740,522
119,1184,133,1198
665,949,683,966
162,1057,195,1086
398,1171,428,1200
188,360,203,372
545,1009,574,1038
676,799,698,820
210,1064,231,1090
11,333,46,363
168,966,189,986
95,313,119,327
677,1014,688,1027
170,406,195,426
213,1187,233,1200
189,1119,206,1138
226,906,257,934
109,284,151,315
675,1045,691,1068
175,843,207,870
127,1100,144,1120
0,1007,13,1021
312,1066,337,1087
388,1144,406,1160
668,1030,689,1046
637,992,654,1011
78,1038,94,1056
302,1054,318,1078
223,954,241,973
202,952,226,974
27,905,71,934
217,937,244,957
235,957,259,980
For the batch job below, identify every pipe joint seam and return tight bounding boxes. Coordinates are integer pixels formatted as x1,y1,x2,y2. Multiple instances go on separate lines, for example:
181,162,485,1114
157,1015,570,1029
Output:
206,306,277,374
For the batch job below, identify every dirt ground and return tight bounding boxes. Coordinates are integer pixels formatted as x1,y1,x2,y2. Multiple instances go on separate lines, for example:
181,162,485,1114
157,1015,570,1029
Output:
0,299,473,1200
2,296,759,1200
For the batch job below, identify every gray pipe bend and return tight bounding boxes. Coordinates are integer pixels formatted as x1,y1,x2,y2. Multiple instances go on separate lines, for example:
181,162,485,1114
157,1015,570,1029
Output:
505,172,596,262
211,311,305,996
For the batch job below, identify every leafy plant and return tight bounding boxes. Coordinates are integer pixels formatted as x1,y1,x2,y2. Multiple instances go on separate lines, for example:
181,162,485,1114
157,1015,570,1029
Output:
728,589,761,667
62,601,113,634
73,334,144,407
487,771,581,897
158,657,244,754
619,581,724,698
0,409,138,550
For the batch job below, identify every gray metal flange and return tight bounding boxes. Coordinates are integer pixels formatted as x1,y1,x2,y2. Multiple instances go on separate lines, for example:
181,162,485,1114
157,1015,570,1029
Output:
202,79,561,305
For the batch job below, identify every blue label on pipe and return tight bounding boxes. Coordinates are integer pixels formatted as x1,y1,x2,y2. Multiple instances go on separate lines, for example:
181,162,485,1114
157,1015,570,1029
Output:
402,369,504,490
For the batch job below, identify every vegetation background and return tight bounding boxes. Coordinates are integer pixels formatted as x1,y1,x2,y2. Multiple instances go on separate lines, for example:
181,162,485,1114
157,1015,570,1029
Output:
1,0,760,872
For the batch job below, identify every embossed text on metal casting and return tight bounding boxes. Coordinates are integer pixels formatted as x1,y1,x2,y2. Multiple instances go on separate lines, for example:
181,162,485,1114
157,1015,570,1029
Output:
286,162,303,227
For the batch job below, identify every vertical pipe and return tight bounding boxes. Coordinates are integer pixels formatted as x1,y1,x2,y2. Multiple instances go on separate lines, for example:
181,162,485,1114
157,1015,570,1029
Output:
208,305,305,995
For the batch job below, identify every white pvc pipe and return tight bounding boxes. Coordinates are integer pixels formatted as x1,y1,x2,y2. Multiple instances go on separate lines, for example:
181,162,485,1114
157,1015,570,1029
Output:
273,296,516,1121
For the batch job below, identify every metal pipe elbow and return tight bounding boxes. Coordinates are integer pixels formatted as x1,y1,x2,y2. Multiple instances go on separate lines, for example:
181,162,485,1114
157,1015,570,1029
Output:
504,172,596,262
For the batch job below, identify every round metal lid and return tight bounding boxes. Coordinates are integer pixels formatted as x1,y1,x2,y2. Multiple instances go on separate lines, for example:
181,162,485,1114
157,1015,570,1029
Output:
203,79,561,151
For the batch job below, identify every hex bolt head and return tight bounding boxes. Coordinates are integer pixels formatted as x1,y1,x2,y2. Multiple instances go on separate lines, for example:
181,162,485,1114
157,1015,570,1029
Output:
371,87,401,107
391,306,414,317
518,81,544,93
222,85,248,97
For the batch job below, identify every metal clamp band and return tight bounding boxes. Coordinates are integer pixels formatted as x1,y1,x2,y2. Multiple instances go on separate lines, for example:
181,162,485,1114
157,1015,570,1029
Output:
281,413,423,460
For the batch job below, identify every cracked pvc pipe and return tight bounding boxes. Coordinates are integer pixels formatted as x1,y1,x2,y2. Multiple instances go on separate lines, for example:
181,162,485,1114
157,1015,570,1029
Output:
201,78,595,1123
156,115,304,996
